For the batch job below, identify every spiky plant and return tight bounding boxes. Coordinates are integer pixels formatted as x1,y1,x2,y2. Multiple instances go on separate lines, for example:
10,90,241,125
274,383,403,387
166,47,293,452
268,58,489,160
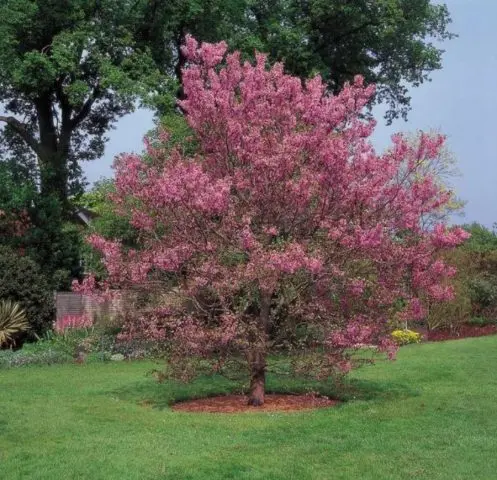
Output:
0,300,29,347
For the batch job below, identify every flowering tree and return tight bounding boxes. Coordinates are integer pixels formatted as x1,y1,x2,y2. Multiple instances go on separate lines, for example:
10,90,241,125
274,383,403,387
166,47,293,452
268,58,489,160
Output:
78,37,468,406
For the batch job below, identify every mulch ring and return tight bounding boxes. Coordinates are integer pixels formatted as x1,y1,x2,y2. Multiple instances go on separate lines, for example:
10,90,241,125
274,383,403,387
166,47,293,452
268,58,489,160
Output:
172,394,339,413
418,323,497,342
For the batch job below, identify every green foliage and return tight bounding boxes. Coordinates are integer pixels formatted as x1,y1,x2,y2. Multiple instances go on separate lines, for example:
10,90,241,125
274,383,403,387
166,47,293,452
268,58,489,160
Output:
75,179,136,242
0,247,55,338
136,0,454,122
24,198,84,289
463,223,497,253
0,162,84,288
0,329,100,368
457,224,497,320
75,178,137,277
0,300,29,347
154,113,198,157
0,323,166,368
0,348,71,368
468,276,497,312
391,329,422,345
425,225,497,331
74,178,116,217
0,0,168,201
467,316,496,327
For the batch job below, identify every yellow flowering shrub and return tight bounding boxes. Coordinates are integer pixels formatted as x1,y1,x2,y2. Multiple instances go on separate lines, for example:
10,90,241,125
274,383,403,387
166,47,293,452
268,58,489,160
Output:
391,329,422,345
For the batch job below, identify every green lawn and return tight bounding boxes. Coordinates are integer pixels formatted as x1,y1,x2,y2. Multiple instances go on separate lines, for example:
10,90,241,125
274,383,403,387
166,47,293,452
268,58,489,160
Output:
2,336,497,479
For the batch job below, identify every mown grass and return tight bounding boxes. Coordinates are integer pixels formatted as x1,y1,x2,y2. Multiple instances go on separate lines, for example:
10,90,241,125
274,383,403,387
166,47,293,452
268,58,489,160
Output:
1,336,497,479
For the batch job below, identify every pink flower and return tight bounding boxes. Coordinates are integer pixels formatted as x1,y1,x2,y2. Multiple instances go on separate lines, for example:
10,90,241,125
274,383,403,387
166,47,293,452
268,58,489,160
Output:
54,314,93,333
77,36,464,380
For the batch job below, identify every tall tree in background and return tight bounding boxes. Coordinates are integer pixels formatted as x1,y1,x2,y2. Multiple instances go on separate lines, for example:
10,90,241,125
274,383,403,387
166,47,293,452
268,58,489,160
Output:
396,129,465,225
0,162,82,289
276,0,455,123
0,0,455,289
0,0,164,204
0,0,455,202
139,0,454,121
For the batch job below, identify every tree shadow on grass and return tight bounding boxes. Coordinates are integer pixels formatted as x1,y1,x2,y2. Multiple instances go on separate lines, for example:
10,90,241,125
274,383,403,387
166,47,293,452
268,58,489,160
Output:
111,373,242,410
110,371,418,411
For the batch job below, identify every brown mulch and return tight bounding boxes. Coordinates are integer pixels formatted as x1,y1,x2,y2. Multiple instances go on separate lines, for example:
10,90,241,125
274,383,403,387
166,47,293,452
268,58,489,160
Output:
172,394,339,413
417,323,497,342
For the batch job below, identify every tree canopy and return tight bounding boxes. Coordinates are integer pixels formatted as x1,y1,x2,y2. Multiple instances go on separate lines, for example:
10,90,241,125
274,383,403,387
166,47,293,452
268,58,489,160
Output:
78,37,467,406
0,0,456,293
0,0,455,204
0,0,164,202
140,0,455,122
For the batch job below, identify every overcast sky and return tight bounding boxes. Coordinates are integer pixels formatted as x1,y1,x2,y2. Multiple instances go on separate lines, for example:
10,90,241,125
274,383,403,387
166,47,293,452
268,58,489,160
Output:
84,0,497,227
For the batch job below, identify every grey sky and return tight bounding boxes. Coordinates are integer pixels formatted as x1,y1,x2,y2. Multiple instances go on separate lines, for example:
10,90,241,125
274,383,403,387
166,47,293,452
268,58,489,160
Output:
84,0,497,227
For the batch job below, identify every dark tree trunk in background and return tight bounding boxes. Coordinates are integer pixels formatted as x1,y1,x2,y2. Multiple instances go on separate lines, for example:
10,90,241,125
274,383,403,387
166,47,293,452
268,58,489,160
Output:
247,292,271,406
36,94,72,206
175,28,187,101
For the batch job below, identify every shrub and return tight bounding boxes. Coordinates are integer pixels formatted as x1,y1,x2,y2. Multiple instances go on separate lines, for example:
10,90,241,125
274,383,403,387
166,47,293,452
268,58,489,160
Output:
425,248,473,331
468,276,497,313
467,316,497,327
0,247,55,339
0,348,71,368
0,300,29,347
391,329,422,345
53,314,93,334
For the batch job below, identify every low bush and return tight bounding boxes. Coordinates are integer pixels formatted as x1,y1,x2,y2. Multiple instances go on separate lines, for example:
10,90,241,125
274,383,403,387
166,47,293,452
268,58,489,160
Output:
0,247,55,339
391,329,422,346
0,323,165,368
0,348,71,368
0,300,29,347
467,316,497,327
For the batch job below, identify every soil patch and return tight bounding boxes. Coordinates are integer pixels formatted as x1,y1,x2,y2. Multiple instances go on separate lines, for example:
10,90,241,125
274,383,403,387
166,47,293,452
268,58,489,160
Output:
418,324,497,342
172,394,339,413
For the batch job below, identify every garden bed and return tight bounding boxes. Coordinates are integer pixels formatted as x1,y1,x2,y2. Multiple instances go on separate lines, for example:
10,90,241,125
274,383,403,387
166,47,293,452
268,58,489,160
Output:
172,393,338,413
417,323,497,342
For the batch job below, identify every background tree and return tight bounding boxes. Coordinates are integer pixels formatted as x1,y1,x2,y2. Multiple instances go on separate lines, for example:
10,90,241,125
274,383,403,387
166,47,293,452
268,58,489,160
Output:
0,0,164,204
0,163,82,289
75,178,137,278
138,0,455,121
275,0,455,123
461,223,497,321
424,223,497,333
0,0,455,204
394,129,465,226
78,38,468,406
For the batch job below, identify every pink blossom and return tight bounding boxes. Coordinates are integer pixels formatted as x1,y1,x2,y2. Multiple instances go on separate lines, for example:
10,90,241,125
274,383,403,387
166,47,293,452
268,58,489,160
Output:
75,36,466,381
54,314,93,333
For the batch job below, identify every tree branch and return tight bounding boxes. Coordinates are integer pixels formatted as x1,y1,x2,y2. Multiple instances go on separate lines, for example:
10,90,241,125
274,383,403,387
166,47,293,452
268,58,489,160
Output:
69,83,101,128
0,115,42,158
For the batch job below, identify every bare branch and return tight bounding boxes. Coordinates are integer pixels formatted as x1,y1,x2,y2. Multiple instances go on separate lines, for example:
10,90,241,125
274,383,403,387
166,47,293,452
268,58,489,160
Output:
0,115,42,157
69,83,101,128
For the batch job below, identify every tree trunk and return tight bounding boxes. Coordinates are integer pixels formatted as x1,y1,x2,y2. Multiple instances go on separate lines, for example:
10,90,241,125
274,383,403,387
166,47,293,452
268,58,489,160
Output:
247,291,271,406
175,28,187,101
247,350,266,406
36,95,70,206
40,154,69,204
